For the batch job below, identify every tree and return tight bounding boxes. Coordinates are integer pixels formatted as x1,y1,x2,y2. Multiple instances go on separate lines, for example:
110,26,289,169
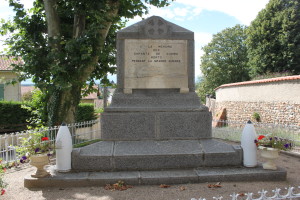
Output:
247,0,300,77
198,25,250,101
1,0,171,126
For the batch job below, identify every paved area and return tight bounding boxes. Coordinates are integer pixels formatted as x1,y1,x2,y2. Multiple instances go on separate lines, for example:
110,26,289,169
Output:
3,143,300,200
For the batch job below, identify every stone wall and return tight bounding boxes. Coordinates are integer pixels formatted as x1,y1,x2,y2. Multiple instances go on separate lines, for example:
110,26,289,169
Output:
213,76,300,126
214,101,300,126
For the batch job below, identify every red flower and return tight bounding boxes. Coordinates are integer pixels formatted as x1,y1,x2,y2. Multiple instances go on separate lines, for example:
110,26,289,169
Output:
41,137,49,141
257,135,265,140
1,189,5,195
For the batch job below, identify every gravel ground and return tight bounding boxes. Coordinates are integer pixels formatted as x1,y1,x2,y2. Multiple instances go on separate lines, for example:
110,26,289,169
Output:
3,144,300,200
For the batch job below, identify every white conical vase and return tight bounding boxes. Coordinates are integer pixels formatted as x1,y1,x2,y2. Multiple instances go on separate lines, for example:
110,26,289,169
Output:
30,154,50,178
259,146,279,170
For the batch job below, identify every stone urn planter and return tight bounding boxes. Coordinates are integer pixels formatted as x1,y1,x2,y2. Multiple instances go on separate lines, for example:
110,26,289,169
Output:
30,154,50,178
259,147,279,170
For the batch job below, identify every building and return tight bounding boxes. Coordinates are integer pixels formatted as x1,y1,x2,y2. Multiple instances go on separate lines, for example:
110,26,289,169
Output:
0,56,22,101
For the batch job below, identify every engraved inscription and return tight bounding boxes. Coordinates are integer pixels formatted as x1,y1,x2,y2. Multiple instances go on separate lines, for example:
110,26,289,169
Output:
124,39,188,90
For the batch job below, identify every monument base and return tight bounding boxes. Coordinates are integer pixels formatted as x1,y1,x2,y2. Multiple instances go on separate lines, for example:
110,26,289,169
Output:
24,164,287,188
71,139,242,171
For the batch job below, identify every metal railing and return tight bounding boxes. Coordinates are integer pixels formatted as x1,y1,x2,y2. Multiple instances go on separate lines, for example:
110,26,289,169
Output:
191,186,300,200
1,119,299,163
0,119,101,163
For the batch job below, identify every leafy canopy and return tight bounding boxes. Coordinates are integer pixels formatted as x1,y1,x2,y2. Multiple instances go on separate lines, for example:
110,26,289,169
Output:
1,0,172,125
198,24,250,101
246,0,300,77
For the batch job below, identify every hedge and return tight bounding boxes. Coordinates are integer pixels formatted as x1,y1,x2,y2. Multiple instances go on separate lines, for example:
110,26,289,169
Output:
0,101,97,133
76,103,97,123
0,101,31,133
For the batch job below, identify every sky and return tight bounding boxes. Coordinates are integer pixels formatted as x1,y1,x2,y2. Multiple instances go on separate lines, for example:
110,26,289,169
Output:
0,0,270,84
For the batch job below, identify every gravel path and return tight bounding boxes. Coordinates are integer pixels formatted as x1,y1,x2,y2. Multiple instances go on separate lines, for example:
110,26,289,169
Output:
3,147,300,200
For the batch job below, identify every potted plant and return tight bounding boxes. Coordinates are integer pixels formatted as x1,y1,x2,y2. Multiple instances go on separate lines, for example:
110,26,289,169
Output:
254,134,294,170
17,132,53,178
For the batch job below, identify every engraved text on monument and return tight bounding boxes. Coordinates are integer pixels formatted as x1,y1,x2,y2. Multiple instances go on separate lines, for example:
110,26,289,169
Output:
124,39,188,93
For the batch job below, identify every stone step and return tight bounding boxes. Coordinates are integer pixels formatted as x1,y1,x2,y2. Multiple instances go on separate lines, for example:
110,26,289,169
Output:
71,139,242,172
24,165,287,188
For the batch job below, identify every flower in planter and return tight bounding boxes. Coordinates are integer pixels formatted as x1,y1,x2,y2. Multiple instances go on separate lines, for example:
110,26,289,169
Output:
17,132,53,163
254,134,294,151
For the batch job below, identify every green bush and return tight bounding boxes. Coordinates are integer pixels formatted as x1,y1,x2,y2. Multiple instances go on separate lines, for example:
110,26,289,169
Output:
0,101,97,132
0,101,32,132
75,103,97,123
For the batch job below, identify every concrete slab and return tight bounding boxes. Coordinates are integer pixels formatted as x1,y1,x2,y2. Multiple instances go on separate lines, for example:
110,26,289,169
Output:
24,165,287,188
201,139,243,166
195,165,287,182
114,140,202,155
71,139,242,171
71,141,114,171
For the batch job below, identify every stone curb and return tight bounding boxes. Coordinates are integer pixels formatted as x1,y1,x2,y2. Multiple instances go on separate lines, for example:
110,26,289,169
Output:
24,165,287,188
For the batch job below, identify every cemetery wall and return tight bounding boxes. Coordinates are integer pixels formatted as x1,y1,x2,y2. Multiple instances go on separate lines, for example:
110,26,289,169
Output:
213,75,300,126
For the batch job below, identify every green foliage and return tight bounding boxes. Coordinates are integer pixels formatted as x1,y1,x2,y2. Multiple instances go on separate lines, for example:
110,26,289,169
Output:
251,71,294,81
255,134,294,151
0,159,8,195
16,132,52,159
0,101,31,132
95,107,104,114
76,103,97,123
247,0,300,77
252,112,261,122
21,91,33,102
22,89,48,128
73,139,101,148
1,0,172,126
198,25,250,101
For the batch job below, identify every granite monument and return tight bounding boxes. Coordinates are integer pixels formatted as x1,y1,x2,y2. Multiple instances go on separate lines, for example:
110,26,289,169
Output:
72,16,243,172
24,16,287,188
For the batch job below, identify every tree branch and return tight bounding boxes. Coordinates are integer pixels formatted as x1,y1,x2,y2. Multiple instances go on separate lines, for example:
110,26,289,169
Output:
73,14,86,38
43,0,60,45
78,1,120,82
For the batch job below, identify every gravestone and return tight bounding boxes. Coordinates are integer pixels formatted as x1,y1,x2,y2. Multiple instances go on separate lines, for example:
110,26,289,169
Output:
101,16,211,140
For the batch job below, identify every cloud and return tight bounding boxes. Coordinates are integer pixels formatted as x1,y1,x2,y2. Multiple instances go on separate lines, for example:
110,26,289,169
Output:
175,0,269,25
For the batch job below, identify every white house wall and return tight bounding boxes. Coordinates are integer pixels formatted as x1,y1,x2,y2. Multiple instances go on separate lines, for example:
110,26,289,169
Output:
216,80,300,104
0,71,21,101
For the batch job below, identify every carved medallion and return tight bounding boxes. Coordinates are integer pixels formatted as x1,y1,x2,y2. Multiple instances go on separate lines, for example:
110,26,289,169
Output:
145,17,168,37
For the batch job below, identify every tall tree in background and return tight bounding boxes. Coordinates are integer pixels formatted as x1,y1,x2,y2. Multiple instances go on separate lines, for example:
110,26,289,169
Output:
247,0,300,77
198,25,250,101
1,0,171,126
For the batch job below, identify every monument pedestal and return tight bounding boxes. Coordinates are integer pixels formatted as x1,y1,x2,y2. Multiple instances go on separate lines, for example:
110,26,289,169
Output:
71,139,242,172
101,91,211,140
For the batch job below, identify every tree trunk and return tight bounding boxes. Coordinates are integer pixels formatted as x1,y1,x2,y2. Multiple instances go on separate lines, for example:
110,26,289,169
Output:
43,0,60,43
47,85,82,126
44,1,119,127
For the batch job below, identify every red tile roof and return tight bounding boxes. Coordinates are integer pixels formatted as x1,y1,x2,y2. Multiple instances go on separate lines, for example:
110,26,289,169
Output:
83,92,98,99
0,55,23,71
216,75,300,90
21,86,35,96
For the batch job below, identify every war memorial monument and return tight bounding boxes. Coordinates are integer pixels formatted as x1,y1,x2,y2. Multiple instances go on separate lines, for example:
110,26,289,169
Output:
25,16,286,187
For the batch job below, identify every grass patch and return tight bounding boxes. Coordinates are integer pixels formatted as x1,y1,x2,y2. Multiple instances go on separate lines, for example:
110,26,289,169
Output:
212,125,300,146
73,139,101,148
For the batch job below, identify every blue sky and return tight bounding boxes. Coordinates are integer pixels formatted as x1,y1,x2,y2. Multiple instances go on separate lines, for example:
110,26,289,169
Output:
0,0,269,84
